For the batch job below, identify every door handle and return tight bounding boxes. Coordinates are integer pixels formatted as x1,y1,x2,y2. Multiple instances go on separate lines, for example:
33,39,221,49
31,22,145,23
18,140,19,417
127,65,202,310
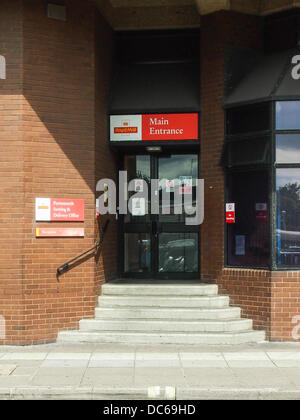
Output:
152,221,157,236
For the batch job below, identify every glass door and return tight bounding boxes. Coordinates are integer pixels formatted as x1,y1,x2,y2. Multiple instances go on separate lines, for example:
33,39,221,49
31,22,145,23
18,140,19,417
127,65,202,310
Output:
122,154,199,279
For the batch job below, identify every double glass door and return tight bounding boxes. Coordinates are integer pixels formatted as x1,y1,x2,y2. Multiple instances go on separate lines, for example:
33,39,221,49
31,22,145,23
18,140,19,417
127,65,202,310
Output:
122,154,199,279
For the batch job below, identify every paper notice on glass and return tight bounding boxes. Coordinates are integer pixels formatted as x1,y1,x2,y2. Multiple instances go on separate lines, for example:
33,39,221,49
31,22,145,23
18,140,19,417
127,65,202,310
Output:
134,179,144,192
165,179,175,193
132,197,146,216
180,176,193,194
235,235,245,256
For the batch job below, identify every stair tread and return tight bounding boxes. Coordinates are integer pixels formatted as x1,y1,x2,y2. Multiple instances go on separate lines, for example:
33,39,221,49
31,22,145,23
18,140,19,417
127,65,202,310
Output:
60,330,263,336
83,318,250,323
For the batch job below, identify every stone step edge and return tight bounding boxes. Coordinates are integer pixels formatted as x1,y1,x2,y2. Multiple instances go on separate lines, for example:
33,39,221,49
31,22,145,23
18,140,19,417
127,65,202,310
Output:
58,330,265,337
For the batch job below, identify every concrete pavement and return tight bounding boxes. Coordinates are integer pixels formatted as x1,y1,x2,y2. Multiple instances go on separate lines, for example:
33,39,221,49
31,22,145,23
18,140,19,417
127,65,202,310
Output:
0,342,300,399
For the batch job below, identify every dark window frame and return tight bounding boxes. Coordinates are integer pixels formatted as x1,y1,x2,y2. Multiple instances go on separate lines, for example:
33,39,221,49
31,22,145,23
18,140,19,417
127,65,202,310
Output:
225,100,300,271
273,100,300,270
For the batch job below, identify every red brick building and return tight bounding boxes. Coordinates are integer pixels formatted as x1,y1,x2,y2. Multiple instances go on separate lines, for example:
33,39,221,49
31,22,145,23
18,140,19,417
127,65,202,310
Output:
1,0,300,345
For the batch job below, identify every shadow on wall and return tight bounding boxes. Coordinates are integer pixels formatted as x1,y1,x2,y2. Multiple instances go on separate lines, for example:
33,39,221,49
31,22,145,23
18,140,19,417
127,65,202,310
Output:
22,0,118,285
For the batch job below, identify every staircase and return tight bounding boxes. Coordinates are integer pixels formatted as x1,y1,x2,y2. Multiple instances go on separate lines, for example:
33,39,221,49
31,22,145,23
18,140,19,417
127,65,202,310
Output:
58,282,265,345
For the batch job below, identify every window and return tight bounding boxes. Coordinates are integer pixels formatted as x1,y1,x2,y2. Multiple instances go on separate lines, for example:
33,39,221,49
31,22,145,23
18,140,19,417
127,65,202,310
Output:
226,103,270,135
225,103,271,268
225,101,300,269
227,171,269,267
275,101,300,268
276,134,300,163
276,101,300,130
224,137,270,168
276,169,300,267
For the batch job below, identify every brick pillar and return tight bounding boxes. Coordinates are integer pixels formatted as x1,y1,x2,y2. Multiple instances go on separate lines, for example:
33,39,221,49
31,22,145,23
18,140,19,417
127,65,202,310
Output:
200,10,263,282
200,12,273,336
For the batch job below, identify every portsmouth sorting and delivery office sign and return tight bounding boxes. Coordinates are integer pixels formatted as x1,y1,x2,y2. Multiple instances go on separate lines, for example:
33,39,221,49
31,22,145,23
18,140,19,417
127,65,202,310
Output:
110,113,198,141
35,198,85,222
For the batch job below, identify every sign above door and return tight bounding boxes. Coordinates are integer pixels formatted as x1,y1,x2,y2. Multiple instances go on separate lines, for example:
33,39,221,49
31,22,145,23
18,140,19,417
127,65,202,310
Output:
110,113,198,142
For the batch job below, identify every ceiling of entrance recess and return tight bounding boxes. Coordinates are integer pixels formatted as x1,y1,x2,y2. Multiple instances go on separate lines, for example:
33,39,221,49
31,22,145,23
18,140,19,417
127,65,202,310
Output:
95,0,300,30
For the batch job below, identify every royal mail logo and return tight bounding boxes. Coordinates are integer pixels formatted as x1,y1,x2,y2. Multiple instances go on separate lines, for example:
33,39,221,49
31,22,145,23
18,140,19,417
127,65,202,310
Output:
0,55,6,80
114,127,138,134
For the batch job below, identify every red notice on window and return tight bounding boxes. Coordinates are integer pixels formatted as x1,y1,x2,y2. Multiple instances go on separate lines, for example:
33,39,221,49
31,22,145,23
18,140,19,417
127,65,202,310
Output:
256,203,268,221
226,203,235,224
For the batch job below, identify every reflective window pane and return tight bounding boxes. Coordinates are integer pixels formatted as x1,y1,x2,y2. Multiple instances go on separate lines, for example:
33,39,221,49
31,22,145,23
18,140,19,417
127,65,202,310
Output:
124,155,150,223
225,137,270,167
276,101,300,130
277,168,300,267
226,103,270,135
158,155,198,223
276,134,300,163
124,233,151,272
159,233,198,273
227,171,270,267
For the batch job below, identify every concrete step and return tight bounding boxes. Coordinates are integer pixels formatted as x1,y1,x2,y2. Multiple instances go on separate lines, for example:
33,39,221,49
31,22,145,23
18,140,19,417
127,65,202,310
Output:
58,330,265,345
102,283,218,297
98,295,229,309
94,306,242,320
79,318,253,333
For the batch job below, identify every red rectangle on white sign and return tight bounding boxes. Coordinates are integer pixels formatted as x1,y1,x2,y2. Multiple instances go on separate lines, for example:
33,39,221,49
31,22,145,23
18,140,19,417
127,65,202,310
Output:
35,198,84,221
50,198,84,221
36,228,84,237
226,203,235,224
142,113,198,141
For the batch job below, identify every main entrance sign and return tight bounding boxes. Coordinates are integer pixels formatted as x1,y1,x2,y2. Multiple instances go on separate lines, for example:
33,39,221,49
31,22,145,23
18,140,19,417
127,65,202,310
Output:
110,113,198,142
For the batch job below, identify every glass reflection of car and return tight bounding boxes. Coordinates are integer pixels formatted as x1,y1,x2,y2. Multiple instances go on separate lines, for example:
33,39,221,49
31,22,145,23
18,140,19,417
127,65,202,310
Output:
277,229,300,265
159,239,197,272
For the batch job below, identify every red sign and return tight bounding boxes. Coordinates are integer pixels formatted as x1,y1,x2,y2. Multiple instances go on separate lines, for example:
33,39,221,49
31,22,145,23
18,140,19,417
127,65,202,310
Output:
50,198,84,222
36,228,84,237
142,114,198,141
226,203,235,224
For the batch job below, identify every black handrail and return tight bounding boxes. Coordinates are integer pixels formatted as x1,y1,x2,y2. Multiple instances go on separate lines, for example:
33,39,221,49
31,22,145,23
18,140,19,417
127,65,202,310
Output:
57,220,110,275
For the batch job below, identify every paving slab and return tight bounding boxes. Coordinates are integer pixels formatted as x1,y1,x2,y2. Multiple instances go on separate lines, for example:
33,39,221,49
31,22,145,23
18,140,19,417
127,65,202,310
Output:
231,368,295,389
180,353,227,368
183,368,240,388
82,368,134,387
0,364,17,376
134,368,186,386
135,352,180,368
1,353,47,361
40,360,89,368
45,352,91,360
30,375,83,387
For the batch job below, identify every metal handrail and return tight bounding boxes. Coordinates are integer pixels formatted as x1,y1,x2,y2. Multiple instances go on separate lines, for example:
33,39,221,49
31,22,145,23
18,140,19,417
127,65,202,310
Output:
57,220,110,275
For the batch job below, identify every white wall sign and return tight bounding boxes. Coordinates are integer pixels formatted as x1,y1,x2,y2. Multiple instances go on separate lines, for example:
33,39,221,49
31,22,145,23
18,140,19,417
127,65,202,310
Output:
110,115,142,141
35,198,51,221
0,55,6,80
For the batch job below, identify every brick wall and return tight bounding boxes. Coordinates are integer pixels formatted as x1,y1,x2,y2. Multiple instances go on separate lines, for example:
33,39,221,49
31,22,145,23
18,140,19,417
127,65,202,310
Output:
200,11,273,337
200,10,263,282
0,0,116,345
94,9,118,297
0,0,24,344
271,272,300,341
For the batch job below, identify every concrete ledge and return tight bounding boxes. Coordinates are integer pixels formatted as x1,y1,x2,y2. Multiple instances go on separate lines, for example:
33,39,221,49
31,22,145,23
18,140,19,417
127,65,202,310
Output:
1,386,300,400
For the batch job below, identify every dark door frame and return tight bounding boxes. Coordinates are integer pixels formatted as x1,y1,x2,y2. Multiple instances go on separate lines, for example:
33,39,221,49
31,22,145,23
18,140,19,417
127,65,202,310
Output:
118,151,201,280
